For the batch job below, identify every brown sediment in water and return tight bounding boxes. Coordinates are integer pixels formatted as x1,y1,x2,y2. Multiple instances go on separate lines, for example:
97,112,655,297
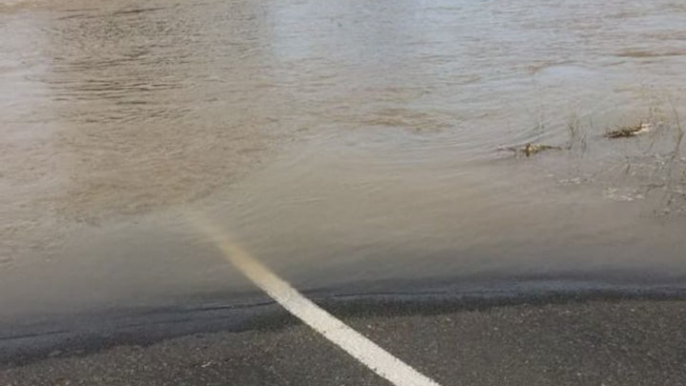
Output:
3,0,686,324
615,50,686,58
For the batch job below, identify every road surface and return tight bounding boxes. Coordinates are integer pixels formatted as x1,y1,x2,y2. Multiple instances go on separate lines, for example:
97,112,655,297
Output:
2,296,685,386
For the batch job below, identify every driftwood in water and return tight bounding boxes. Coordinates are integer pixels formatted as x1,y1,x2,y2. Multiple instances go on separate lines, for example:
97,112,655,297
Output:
605,122,651,139
498,143,564,157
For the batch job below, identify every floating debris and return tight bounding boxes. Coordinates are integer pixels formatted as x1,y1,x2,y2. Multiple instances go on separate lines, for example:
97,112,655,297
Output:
604,122,652,139
558,177,587,185
603,187,645,202
498,143,564,157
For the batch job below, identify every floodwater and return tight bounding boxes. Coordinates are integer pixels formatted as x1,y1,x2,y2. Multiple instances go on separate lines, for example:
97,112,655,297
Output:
1,0,686,321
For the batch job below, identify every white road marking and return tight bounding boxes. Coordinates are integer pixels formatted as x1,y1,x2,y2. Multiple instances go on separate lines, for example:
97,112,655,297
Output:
189,213,444,386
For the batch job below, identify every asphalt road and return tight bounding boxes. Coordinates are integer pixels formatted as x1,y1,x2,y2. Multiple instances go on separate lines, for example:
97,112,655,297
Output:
2,298,686,386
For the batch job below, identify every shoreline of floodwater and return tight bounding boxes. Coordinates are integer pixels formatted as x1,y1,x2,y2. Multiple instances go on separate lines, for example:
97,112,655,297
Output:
2,275,686,368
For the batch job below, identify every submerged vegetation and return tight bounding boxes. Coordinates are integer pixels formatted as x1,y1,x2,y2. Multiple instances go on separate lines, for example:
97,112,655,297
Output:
497,102,686,215
500,118,661,159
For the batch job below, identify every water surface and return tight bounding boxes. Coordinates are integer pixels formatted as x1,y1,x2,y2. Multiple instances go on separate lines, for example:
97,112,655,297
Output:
2,0,686,321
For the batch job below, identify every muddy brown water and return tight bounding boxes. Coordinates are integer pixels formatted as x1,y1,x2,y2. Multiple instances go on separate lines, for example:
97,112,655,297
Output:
1,0,686,322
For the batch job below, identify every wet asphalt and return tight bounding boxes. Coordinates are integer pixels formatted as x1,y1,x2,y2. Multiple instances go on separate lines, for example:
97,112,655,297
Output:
1,298,685,386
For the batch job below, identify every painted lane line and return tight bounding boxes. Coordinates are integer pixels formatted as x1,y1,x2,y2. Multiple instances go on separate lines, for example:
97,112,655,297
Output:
189,213,444,386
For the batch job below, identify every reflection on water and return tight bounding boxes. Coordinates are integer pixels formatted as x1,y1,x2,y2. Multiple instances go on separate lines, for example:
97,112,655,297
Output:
1,0,686,319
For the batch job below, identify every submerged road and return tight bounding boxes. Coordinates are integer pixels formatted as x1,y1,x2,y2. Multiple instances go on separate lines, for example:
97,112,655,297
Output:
3,215,686,385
